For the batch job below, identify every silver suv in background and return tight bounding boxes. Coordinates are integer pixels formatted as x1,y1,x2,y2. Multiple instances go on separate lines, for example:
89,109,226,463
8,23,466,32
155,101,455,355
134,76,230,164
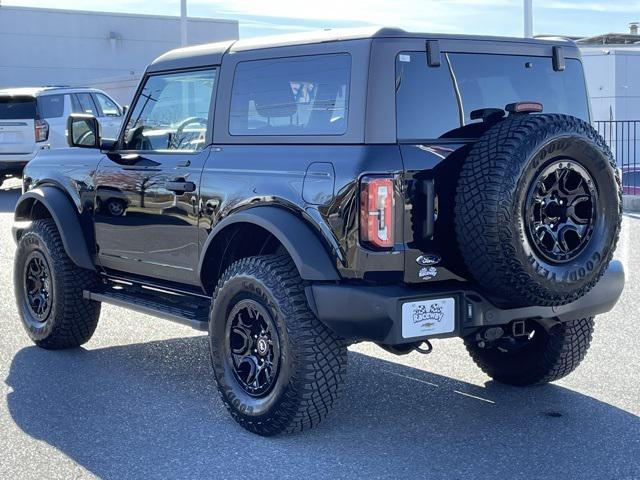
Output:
0,86,123,187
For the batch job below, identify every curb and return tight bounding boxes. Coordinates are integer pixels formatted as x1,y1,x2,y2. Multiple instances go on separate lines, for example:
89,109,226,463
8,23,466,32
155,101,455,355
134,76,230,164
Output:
623,195,640,213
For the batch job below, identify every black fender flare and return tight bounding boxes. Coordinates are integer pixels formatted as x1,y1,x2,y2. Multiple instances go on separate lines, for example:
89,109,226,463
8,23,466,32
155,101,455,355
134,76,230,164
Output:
13,187,96,271
198,206,340,282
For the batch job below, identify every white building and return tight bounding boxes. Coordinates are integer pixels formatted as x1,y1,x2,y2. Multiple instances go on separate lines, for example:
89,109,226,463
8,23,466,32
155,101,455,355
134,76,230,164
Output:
0,6,239,105
581,47,640,122
576,29,640,177
577,30,640,121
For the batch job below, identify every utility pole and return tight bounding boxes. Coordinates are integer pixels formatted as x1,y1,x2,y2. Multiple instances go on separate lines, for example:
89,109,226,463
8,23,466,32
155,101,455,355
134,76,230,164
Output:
524,0,533,38
180,0,188,46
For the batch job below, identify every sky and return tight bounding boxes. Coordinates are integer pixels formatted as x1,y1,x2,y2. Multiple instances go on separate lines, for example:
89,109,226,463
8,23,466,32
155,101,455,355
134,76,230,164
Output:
4,0,640,39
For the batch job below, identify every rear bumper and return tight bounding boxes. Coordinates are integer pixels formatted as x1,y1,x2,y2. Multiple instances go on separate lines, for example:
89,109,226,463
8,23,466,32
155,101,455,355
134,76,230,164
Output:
308,260,625,345
0,152,35,174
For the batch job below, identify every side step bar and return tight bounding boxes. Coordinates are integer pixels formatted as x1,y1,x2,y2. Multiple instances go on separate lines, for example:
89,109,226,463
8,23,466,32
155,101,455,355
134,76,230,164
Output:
83,284,210,331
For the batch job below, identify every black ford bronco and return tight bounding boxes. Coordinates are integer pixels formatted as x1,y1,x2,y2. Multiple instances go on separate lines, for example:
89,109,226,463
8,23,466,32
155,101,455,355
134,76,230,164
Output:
13,28,624,436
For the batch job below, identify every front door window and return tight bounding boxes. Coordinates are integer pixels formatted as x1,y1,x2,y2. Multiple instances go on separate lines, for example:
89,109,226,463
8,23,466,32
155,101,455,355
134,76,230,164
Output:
123,69,217,152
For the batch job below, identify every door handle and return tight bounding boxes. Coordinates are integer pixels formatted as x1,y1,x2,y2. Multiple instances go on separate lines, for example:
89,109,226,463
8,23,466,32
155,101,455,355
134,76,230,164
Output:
165,180,196,193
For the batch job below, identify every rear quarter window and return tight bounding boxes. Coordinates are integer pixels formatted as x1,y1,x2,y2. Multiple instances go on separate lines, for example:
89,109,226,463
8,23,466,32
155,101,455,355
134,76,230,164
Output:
37,94,65,119
229,53,351,136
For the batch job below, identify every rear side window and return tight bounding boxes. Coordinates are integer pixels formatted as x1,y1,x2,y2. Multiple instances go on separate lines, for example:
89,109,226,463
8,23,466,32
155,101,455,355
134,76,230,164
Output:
396,52,590,140
73,93,98,115
229,54,351,136
37,94,64,119
0,97,36,119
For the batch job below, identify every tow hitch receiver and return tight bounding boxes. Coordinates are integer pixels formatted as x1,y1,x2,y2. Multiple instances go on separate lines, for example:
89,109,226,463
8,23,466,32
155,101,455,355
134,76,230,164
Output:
473,320,531,349
512,320,527,337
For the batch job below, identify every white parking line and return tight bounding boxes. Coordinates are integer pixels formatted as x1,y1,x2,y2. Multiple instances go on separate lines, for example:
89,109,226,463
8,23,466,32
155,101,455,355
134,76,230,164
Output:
453,390,495,404
383,369,440,387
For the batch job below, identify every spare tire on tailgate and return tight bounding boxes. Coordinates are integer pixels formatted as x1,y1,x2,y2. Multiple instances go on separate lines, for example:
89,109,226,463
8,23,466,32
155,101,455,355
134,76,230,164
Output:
455,113,621,308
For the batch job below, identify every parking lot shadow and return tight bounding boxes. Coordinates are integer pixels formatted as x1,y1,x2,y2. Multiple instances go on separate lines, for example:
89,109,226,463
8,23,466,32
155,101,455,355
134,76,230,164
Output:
0,187,20,213
6,337,640,480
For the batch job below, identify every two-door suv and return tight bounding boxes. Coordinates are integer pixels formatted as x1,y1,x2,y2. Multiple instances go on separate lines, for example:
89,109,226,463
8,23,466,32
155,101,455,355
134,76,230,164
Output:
13,28,624,435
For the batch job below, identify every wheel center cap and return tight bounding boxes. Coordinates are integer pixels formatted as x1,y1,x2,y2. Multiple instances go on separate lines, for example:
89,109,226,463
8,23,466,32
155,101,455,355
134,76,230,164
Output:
256,338,268,356
543,200,566,219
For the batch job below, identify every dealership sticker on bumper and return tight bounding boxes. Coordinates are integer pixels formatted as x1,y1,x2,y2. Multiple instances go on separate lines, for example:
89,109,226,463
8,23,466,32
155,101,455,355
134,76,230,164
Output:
402,298,456,338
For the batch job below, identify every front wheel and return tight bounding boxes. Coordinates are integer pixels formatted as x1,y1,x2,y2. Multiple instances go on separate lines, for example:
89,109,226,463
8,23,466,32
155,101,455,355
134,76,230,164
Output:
464,317,595,386
14,219,101,349
209,254,347,436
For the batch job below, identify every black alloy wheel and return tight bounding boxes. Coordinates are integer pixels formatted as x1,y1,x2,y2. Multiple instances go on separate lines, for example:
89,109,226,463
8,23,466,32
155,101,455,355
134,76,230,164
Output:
525,160,597,264
23,251,53,321
14,219,101,349
226,299,281,397
209,254,347,436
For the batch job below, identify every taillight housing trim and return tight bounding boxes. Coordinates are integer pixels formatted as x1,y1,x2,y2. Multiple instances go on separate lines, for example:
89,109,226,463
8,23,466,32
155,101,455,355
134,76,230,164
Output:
360,175,395,250
35,118,49,142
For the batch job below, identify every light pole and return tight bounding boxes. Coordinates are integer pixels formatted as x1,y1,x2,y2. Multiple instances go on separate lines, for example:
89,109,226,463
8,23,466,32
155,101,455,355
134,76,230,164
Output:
524,0,533,38
180,0,188,46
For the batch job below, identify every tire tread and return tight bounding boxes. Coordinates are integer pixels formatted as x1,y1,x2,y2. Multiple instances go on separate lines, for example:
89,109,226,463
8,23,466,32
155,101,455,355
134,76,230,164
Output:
455,114,622,307
210,254,346,435
15,219,100,349
464,317,595,385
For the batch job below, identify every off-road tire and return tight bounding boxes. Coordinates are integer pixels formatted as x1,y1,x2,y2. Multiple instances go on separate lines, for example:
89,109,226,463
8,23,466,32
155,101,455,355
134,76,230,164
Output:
14,219,101,349
209,254,347,436
455,114,621,308
464,317,595,386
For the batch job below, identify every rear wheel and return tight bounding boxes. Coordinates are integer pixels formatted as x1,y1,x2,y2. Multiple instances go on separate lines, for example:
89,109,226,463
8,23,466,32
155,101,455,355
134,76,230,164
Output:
464,317,595,386
14,219,101,349
209,254,347,436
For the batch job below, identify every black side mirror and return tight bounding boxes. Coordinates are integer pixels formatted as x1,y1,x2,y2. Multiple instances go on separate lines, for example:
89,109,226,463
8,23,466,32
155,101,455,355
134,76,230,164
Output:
100,138,117,151
122,105,129,117
67,114,101,148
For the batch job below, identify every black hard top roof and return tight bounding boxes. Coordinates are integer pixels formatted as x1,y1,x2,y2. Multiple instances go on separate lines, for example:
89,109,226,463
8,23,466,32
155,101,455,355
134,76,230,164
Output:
147,26,577,73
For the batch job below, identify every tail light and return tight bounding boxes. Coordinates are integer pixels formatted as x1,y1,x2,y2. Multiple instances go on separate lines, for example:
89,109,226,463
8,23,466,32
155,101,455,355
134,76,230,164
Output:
360,176,394,249
35,119,49,142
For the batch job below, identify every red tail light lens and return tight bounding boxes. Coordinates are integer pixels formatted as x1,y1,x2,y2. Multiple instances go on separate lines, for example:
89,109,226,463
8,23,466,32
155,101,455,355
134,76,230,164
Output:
360,176,394,249
35,119,49,142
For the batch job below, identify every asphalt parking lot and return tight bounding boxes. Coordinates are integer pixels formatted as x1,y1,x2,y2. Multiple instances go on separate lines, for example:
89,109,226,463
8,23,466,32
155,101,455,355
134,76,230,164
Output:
0,179,638,480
